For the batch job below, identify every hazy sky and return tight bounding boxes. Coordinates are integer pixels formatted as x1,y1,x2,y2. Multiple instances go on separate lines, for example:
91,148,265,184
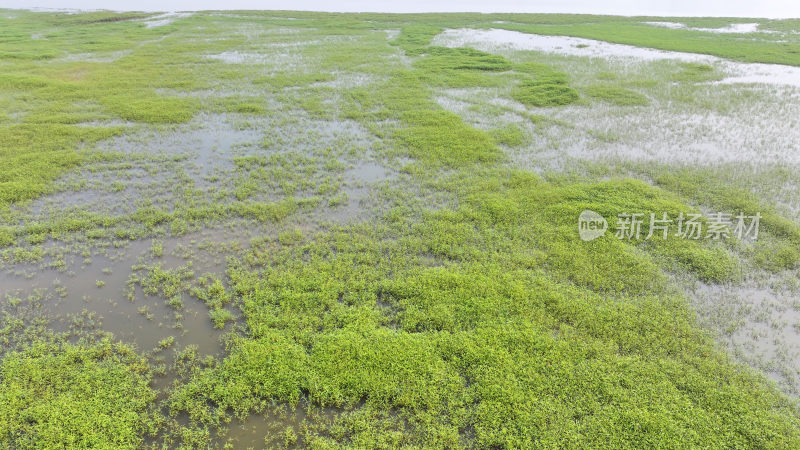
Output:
1,0,799,18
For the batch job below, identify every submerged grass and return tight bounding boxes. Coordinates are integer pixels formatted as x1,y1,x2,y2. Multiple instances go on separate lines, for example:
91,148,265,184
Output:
585,85,650,106
671,62,722,83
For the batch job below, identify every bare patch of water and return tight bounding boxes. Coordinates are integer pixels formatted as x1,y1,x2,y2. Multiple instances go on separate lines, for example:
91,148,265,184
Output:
0,235,225,360
645,21,773,34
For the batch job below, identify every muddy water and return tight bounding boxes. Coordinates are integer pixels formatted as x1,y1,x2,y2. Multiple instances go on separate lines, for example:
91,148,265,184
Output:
0,234,227,359
220,402,339,448
0,105,396,396
326,161,392,223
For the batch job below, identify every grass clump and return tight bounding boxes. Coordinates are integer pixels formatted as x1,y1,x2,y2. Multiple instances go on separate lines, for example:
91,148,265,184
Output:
513,80,579,107
228,102,266,114
392,25,442,54
511,62,579,107
414,46,512,72
514,61,567,78
0,124,123,207
0,227,15,248
411,47,512,87
585,84,649,106
394,110,502,166
99,95,196,124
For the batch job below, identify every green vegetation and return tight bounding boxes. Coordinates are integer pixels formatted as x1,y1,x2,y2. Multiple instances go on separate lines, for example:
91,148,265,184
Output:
0,340,156,449
391,25,442,53
1,8,800,449
394,109,502,165
413,46,512,72
511,62,580,107
513,81,580,107
489,124,527,147
0,125,123,207
585,85,650,106
168,170,796,447
100,95,196,123
671,62,721,83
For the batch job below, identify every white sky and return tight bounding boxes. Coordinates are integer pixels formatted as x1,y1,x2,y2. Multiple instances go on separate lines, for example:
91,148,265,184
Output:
0,0,799,18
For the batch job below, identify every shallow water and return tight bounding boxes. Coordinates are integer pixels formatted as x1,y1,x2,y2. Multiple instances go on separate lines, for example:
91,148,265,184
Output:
0,234,226,359
433,28,715,63
433,28,800,87
690,279,800,394
0,98,393,370
142,12,193,28
644,21,773,34
58,50,131,63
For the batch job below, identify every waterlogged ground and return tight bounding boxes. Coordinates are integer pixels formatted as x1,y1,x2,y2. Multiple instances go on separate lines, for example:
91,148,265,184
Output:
2,9,800,448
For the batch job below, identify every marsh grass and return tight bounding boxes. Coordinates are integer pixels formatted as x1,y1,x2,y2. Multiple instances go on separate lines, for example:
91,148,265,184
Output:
511,62,580,107
0,339,157,448
1,8,800,449
513,81,580,107
671,62,722,83
585,84,650,106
